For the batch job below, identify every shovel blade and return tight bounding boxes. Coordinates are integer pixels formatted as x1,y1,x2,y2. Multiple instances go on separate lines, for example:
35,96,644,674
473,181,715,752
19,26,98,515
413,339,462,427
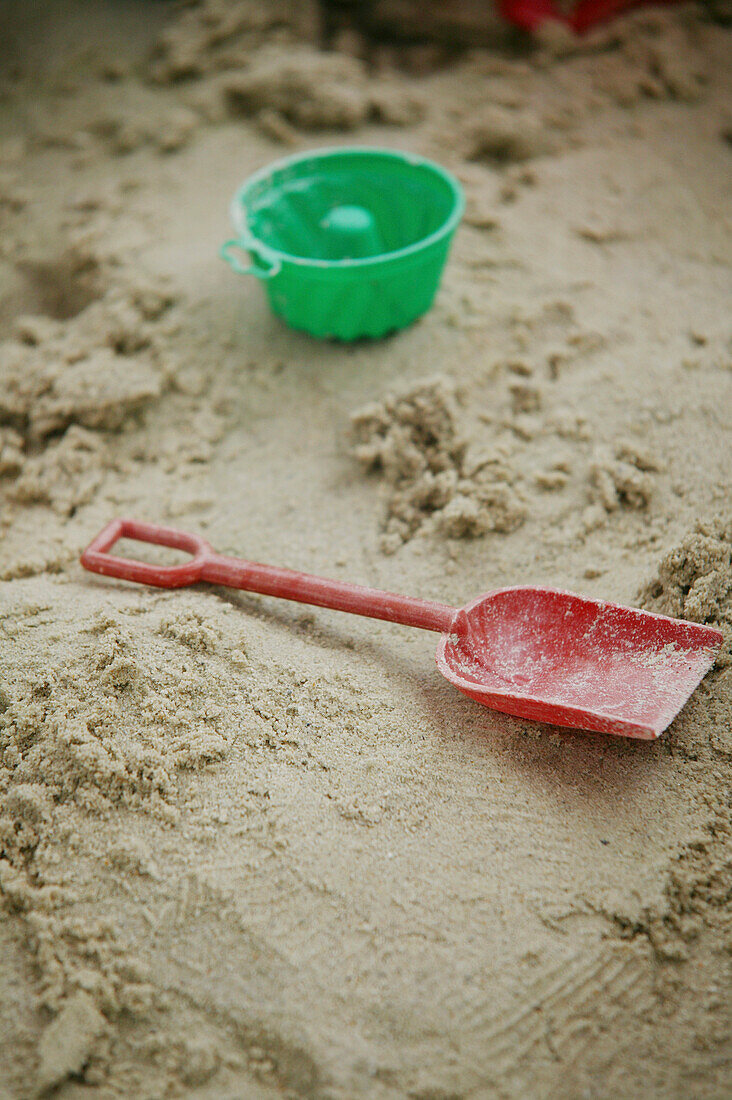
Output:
436,587,723,738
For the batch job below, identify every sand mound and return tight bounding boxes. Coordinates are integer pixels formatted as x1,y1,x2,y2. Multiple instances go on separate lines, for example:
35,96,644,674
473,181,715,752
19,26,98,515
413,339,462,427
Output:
149,0,321,83
350,377,525,552
639,516,732,667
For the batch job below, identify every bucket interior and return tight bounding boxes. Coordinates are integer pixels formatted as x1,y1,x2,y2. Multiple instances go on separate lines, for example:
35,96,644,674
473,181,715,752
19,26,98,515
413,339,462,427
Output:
237,150,461,263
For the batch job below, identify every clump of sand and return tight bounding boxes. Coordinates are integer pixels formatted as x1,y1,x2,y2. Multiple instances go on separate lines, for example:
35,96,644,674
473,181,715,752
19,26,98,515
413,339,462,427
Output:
89,105,201,156
224,46,371,130
350,376,525,552
1,264,173,442
148,2,424,138
639,515,732,663
0,244,177,521
464,104,554,165
9,426,106,518
148,0,322,83
589,442,660,514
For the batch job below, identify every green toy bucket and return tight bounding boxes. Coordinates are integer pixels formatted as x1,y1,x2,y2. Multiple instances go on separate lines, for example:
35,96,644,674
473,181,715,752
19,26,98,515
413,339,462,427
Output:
220,147,464,341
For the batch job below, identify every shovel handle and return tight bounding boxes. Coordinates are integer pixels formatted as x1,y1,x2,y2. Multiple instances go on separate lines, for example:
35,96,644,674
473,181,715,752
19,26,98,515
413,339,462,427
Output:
81,519,457,634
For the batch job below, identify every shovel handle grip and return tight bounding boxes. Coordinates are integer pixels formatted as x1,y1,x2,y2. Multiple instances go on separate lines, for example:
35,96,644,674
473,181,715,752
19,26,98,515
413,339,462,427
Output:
81,519,456,634
81,518,210,587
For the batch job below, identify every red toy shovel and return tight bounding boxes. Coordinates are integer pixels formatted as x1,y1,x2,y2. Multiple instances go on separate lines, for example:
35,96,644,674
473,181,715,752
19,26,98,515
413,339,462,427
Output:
499,0,678,34
81,519,722,740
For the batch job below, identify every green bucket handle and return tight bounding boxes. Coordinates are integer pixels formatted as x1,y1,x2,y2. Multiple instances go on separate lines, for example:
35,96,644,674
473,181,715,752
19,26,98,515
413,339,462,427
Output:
220,239,282,280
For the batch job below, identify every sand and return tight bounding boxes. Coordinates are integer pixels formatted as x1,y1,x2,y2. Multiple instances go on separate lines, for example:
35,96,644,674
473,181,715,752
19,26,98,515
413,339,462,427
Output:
0,1,731,1097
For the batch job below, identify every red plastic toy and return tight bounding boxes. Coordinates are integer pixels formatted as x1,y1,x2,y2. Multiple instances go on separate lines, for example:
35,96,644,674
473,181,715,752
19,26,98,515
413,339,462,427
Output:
499,0,678,33
81,519,722,739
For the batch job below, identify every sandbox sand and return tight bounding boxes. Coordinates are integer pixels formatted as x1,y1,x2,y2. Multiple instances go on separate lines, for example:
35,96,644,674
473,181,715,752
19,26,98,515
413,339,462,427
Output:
0,2,731,1097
